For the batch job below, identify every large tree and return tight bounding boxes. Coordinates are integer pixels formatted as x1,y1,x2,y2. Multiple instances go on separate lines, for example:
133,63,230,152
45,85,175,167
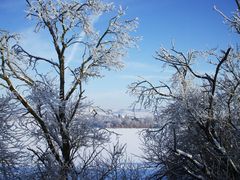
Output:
130,1,240,179
0,0,138,179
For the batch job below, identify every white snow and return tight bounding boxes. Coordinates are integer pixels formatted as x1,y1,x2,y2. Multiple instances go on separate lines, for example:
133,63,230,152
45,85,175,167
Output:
24,128,145,164
108,128,144,162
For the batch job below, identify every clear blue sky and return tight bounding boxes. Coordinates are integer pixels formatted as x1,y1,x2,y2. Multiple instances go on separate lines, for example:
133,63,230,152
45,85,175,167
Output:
0,0,238,110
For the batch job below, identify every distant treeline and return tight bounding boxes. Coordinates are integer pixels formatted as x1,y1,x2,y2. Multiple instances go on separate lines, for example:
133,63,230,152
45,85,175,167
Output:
92,114,157,128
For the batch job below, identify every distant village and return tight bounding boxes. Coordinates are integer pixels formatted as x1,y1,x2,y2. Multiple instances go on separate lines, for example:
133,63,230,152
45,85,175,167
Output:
92,112,157,128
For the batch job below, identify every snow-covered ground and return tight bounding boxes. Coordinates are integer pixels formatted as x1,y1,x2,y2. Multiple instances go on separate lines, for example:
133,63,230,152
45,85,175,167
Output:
108,128,144,162
22,127,145,170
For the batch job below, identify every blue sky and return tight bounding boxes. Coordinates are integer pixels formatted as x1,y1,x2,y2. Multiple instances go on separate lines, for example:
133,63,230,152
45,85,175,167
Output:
0,0,239,110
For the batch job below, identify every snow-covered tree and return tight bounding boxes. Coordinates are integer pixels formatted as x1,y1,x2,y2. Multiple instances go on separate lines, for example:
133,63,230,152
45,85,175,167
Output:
0,0,138,179
130,1,240,179
0,95,25,179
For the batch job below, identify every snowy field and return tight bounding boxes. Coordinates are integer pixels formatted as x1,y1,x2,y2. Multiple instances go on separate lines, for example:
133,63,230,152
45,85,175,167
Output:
108,128,144,162
24,128,145,162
